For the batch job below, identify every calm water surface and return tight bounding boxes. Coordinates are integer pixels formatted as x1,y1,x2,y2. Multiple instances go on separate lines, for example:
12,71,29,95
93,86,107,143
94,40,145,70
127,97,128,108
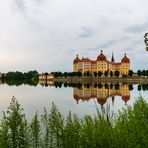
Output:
0,83,147,119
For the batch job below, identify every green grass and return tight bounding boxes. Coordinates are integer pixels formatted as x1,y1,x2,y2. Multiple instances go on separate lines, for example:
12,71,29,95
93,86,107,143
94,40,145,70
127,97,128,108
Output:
0,96,148,148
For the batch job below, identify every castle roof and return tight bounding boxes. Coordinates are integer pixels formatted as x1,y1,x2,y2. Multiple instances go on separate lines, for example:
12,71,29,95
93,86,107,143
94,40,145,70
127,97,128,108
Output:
81,57,91,62
97,98,107,106
121,53,130,63
73,54,81,63
122,96,130,103
97,50,107,61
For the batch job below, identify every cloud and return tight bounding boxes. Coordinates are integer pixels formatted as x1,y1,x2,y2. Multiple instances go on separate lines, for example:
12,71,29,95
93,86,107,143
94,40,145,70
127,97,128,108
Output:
125,21,148,33
13,0,26,12
0,0,147,72
79,27,94,38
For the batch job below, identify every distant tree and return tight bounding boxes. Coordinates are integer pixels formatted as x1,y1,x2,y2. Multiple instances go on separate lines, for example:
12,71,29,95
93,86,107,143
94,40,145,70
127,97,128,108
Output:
83,72,87,77
77,72,82,77
93,72,97,77
137,70,142,77
110,71,113,77
93,83,97,88
98,71,102,77
86,71,90,77
128,70,134,77
110,83,113,89
115,83,120,90
114,70,120,77
104,83,109,89
98,83,103,88
86,83,90,88
104,71,108,77
137,84,142,91
142,70,146,76
144,32,148,51
128,84,133,90
146,70,148,76
63,72,68,78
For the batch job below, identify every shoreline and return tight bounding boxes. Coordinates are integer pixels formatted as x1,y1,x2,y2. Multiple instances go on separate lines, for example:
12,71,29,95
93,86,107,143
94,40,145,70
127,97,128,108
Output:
52,77,148,84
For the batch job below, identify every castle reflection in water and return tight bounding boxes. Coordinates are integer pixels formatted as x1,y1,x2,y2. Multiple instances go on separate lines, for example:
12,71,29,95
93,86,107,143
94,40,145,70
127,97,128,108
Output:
73,83,130,106
39,80,131,106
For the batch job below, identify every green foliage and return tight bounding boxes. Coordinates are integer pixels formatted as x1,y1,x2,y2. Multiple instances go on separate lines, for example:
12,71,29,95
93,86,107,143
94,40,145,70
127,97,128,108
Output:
0,96,29,148
30,112,41,148
104,71,108,77
5,71,39,86
0,97,148,147
137,70,142,77
98,71,103,77
110,71,113,77
93,72,97,77
128,70,134,77
114,70,120,77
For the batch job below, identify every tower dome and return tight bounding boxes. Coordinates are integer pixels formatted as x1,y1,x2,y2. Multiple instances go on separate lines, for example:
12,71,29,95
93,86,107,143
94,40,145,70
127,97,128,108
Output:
97,98,107,106
73,54,80,63
121,53,130,63
122,96,130,104
97,50,107,61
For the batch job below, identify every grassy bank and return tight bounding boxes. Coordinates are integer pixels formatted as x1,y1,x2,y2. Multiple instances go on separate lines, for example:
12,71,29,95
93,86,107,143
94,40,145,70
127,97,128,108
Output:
0,97,148,148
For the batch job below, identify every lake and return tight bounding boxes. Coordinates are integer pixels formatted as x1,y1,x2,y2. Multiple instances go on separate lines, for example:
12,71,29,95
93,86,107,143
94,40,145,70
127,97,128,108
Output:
0,82,147,120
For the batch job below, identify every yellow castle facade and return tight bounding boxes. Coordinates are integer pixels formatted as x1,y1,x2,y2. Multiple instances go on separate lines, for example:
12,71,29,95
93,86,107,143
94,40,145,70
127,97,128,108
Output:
73,50,130,76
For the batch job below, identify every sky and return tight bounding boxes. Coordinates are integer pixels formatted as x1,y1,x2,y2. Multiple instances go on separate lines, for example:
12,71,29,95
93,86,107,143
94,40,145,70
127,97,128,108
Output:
0,0,148,73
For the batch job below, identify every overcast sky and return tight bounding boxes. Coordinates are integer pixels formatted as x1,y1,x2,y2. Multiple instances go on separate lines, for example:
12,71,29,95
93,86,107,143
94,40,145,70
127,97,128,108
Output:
0,0,147,72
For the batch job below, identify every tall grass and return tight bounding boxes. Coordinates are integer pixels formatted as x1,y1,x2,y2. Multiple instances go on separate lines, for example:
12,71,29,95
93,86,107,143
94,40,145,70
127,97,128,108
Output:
0,96,148,148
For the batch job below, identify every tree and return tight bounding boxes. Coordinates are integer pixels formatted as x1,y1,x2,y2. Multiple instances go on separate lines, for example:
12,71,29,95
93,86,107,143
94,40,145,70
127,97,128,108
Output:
137,84,142,91
114,70,120,77
144,32,148,51
77,72,82,77
128,84,133,90
110,83,113,89
98,83,103,88
0,96,29,148
98,71,102,77
142,70,146,76
63,72,68,78
93,72,97,77
137,70,142,77
30,112,41,148
115,83,120,90
110,71,113,77
128,70,134,77
104,71,108,77
104,83,109,89
93,83,97,88
86,71,90,77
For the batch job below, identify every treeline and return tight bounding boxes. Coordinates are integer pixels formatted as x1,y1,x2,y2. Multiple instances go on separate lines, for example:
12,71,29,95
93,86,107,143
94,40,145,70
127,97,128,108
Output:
51,72,82,78
51,82,148,91
2,71,39,86
51,71,120,77
52,70,148,78
128,70,148,77
137,84,148,91
0,97,148,147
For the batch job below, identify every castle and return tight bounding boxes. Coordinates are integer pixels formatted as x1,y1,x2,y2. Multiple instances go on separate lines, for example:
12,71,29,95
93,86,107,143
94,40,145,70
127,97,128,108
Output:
73,50,130,76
